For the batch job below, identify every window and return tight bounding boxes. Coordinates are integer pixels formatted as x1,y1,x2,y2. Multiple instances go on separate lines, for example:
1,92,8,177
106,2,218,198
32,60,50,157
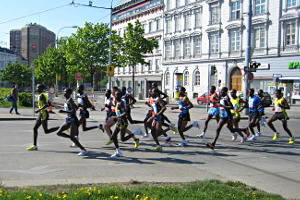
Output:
155,59,160,71
175,15,181,32
141,24,146,33
210,3,219,25
156,19,161,30
122,81,126,87
185,0,191,5
230,29,241,52
231,0,241,20
165,72,170,86
184,71,189,86
166,0,171,10
141,64,144,72
254,27,266,48
287,0,297,8
285,21,296,46
176,0,181,8
254,0,266,15
194,71,200,86
174,39,181,59
194,9,201,28
184,13,191,30
193,36,201,57
183,38,191,58
166,18,172,34
149,60,152,71
209,33,219,54
149,21,153,32
165,41,172,60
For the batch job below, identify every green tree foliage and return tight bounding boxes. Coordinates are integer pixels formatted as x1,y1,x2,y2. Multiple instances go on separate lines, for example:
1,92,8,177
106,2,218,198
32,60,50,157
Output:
65,22,111,90
121,20,158,67
34,46,67,86
0,62,31,86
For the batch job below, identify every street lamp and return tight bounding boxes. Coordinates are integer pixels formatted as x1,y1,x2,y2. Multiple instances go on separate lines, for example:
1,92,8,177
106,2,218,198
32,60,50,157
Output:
55,25,78,92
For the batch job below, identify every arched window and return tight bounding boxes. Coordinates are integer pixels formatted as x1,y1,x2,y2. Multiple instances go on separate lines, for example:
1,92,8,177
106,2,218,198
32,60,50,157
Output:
194,71,200,86
183,71,189,86
165,72,170,86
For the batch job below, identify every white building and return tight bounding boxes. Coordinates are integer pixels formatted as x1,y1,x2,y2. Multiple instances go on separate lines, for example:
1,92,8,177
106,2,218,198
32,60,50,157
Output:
112,0,164,99
162,0,300,102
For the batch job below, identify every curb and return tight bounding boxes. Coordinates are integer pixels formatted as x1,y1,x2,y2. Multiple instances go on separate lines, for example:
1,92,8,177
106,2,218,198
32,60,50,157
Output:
0,118,60,121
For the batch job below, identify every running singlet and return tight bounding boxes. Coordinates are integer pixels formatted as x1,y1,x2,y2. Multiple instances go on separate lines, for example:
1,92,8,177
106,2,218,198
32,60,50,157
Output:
38,92,49,120
151,97,162,115
230,96,241,117
77,93,88,107
178,100,189,114
274,97,285,113
209,93,219,108
248,96,261,112
220,96,231,119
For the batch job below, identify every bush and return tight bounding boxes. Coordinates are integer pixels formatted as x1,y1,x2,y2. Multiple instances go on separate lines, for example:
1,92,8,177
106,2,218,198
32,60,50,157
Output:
0,88,12,108
18,92,33,107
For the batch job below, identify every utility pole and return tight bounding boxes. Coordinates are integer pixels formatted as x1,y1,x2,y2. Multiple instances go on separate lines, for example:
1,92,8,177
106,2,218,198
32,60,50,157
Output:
243,0,253,114
108,0,113,90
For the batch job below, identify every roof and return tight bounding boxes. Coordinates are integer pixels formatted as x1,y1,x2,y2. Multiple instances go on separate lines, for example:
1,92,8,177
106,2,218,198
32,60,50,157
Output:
115,0,132,7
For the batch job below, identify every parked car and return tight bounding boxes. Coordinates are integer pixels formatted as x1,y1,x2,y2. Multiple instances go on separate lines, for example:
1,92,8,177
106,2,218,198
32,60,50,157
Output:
197,92,209,105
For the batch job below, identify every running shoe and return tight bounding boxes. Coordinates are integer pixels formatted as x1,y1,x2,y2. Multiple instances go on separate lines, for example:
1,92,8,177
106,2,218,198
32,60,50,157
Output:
178,140,188,147
244,128,250,137
99,124,104,132
273,133,280,141
165,136,171,143
192,121,200,128
255,132,262,137
240,136,247,143
232,133,238,142
170,123,178,134
198,132,206,138
289,137,295,144
206,142,215,150
105,140,113,145
26,145,38,151
142,133,149,138
78,150,88,156
70,143,77,148
249,135,257,142
111,151,123,158
153,145,163,151
134,139,140,149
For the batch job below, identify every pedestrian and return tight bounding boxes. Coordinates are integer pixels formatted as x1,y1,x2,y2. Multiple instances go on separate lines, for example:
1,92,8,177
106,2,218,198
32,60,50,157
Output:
9,84,20,115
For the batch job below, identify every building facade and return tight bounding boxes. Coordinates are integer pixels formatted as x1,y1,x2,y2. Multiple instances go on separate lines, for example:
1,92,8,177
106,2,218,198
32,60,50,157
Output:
162,0,300,102
10,23,55,65
112,0,164,99
9,29,21,56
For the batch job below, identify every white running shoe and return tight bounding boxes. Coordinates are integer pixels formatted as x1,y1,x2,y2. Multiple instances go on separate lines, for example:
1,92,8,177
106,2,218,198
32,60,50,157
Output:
198,132,206,138
78,150,88,156
111,150,123,158
192,121,200,128
240,136,247,143
232,133,238,142
249,135,257,142
255,132,262,137
142,133,149,138
70,136,79,147
178,140,188,147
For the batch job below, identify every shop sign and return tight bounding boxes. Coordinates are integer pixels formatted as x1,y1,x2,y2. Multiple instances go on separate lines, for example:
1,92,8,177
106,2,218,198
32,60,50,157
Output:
288,62,300,69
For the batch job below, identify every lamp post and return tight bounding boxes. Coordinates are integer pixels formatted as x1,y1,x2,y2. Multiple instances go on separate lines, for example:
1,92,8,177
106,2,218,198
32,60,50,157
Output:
56,26,78,93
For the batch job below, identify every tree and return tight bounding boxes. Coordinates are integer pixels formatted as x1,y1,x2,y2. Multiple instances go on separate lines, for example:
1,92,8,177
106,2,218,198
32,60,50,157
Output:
120,20,158,96
0,62,32,87
65,22,111,91
34,46,68,87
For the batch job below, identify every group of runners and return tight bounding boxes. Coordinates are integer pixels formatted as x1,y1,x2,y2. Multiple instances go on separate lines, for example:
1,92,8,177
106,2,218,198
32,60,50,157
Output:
25,83,295,157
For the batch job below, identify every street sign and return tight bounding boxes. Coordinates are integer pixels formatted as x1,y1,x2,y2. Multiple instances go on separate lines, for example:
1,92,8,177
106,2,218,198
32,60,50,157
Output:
49,87,55,94
56,74,61,81
107,65,114,77
76,72,83,81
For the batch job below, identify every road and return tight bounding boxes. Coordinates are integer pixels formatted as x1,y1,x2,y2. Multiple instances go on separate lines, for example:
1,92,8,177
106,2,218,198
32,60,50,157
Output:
0,106,300,199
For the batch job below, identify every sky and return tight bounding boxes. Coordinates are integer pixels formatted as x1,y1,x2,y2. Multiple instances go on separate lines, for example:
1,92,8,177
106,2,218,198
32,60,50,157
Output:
0,0,122,48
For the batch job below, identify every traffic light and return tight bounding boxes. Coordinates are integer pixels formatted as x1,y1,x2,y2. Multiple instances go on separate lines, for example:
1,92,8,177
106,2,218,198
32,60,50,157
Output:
248,61,261,72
